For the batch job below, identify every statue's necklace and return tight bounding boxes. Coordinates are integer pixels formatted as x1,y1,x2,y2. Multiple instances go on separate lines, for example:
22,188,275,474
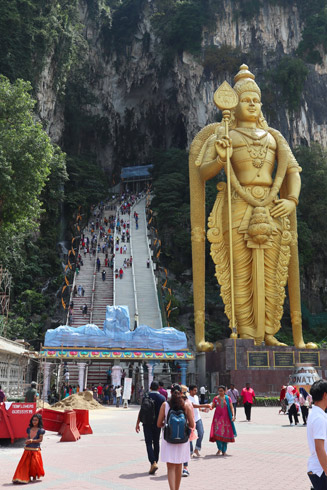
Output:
234,129,269,169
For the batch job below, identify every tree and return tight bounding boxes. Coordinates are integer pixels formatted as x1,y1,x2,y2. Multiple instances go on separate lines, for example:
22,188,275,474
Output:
0,75,66,270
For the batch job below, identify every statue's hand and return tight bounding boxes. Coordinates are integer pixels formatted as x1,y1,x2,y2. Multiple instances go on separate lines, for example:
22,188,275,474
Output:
215,136,233,162
270,199,296,218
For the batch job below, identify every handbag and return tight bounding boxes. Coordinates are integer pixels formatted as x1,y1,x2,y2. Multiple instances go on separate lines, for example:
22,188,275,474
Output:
189,427,198,441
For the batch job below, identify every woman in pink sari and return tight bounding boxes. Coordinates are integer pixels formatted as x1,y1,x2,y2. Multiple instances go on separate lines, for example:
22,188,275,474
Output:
210,385,237,455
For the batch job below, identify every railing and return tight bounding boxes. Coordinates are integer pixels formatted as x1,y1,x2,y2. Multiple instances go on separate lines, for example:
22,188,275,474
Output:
113,205,118,306
89,219,100,324
143,197,163,328
129,202,139,329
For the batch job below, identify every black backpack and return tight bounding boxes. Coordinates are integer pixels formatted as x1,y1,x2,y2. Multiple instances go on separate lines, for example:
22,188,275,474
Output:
139,393,156,425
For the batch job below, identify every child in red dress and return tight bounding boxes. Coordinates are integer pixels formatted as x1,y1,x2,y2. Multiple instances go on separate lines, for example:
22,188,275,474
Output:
12,413,45,484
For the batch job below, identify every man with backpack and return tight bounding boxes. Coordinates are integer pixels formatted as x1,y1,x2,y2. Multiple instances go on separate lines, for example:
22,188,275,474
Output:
135,381,165,475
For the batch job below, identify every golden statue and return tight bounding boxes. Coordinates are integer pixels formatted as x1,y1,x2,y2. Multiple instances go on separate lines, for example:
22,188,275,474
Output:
189,64,317,352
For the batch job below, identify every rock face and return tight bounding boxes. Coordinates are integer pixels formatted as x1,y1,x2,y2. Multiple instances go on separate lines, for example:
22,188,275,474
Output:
34,0,327,171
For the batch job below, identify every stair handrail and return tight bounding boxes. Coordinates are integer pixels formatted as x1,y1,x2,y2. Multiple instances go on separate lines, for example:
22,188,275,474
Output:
143,197,163,328
113,205,118,305
90,215,100,324
130,201,139,329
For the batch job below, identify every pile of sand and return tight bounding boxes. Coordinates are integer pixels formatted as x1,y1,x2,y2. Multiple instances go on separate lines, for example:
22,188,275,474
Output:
51,391,103,410
36,400,51,409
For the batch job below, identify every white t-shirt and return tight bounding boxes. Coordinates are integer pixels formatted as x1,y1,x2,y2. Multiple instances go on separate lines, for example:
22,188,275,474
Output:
200,386,206,395
307,405,327,475
116,387,122,397
188,394,201,422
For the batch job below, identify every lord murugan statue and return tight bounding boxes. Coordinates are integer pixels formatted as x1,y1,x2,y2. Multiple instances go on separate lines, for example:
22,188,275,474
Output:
189,64,316,352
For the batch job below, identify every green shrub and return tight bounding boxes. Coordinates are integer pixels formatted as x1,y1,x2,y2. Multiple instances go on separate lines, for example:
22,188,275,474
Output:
203,45,243,77
297,8,327,63
272,57,309,112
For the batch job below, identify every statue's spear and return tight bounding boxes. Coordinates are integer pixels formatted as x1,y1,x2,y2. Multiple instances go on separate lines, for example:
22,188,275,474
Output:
214,82,239,342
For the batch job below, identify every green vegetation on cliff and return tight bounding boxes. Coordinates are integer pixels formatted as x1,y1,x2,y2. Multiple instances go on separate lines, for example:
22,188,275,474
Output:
0,0,84,92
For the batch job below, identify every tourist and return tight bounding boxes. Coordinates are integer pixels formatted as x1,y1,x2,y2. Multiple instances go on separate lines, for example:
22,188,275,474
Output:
102,269,106,281
181,385,194,477
209,385,237,455
25,382,37,403
241,383,256,422
116,385,122,407
279,385,287,414
146,258,150,268
199,385,206,404
103,384,110,405
307,379,327,489
96,257,101,272
97,384,103,402
188,384,211,457
299,387,312,426
158,381,168,400
12,413,45,484
157,384,194,489
286,385,299,425
0,384,6,402
227,383,239,418
82,304,88,318
119,268,123,279
138,386,144,404
135,381,165,475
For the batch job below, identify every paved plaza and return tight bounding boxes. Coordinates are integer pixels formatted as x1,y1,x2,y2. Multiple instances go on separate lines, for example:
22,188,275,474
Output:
1,406,312,489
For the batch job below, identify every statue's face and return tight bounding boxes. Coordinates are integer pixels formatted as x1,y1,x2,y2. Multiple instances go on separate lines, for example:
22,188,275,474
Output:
235,91,261,123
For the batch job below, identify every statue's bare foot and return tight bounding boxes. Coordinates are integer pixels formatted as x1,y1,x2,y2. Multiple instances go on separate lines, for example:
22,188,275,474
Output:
304,342,318,350
197,341,214,352
294,340,318,349
265,335,287,346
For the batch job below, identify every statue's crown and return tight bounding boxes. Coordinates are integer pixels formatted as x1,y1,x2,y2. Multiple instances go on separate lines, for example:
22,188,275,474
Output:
233,64,261,98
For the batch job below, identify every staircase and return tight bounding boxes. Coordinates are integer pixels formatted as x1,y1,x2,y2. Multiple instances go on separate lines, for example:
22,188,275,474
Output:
131,200,162,329
69,205,115,328
58,197,163,391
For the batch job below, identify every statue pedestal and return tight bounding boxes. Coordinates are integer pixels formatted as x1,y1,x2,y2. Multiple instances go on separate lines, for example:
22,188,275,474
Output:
206,339,325,395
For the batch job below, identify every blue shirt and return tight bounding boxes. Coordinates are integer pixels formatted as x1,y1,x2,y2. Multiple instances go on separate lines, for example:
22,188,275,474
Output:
286,392,295,405
26,428,45,448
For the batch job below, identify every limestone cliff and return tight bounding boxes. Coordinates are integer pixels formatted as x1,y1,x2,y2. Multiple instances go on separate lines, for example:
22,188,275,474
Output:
34,0,327,171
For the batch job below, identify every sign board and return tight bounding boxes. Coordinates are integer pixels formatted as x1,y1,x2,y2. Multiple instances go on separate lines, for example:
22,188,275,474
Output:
299,351,320,366
273,352,295,368
0,403,36,442
123,378,132,400
247,351,269,368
